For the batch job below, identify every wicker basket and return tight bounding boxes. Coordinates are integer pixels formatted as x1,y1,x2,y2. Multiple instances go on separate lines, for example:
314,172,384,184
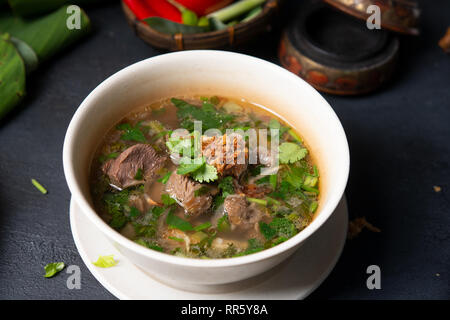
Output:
121,0,282,51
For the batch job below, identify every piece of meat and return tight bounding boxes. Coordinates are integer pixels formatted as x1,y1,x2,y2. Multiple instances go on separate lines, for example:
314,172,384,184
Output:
242,184,272,198
224,194,262,229
438,27,450,53
201,133,248,178
165,172,212,217
102,144,166,189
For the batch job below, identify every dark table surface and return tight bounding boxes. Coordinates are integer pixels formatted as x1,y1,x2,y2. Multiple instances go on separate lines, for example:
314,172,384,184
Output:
0,0,449,300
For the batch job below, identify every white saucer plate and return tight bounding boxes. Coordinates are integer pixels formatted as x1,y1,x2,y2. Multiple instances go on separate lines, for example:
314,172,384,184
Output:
70,197,348,300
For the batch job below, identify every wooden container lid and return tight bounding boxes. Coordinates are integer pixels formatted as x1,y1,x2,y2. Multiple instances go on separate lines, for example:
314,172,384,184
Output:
279,0,399,95
323,0,420,36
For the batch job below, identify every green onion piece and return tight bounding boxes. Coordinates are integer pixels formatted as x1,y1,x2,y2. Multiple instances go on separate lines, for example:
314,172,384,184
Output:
312,165,319,177
194,221,212,231
247,197,268,206
31,178,47,194
288,129,303,143
191,231,208,243
266,196,280,206
241,5,263,22
198,16,209,27
207,0,266,22
301,185,319,194
158,171,172,184
269,174,277,189
168,236,184,243
310,201,318,213
304,176,318,188
217,214,231,232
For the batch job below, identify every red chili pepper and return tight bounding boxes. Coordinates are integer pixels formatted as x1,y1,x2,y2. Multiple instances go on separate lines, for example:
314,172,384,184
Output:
144,0,183,23
123,0,157,20
177,0,233,16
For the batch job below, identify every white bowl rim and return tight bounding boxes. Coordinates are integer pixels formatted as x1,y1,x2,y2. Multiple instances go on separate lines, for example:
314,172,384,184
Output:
63,50,350,269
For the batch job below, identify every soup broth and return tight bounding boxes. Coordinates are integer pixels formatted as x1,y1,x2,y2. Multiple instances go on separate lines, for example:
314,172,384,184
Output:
90,96,320,259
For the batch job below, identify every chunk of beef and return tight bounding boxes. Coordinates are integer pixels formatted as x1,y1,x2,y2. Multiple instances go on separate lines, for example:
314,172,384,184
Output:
201,133,248,178
165,172,212,217
224,194,262,229
102,144,166,189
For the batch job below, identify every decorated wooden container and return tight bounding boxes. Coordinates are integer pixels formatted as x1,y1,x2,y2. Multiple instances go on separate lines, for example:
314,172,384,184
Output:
122,0,282,51
279,0,419,95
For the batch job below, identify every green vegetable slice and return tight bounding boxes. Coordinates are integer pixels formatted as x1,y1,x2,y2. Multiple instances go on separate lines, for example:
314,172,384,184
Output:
31,178,47,194
92,255,117,268
44,262,65,278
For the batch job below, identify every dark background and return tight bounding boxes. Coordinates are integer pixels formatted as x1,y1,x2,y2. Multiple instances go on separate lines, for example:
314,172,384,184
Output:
0,0,448,299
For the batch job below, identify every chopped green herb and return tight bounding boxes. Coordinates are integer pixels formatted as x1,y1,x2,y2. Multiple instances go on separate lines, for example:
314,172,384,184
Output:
129,206,141,218
116,122,147,142
44,262,65,278
168,236,185,243
301,185,319,194
161,194,176,206
259,222,276,240
194,186,210,197
310,201,318,213
92,255,117,268
217,214,231,232
304,175,318,188
158,171,172,184
288,129,303,143
194,221,212,231
270,218,297,238
191,163,218,183
177,157,205,175
99,152,119,163
279,142,308,164
134,168,144,180
247,197,267,206
269,174,277,189
31,179,47,194
166,209,194,231
171,98,235,131
135,239,164,252
234,238,264,256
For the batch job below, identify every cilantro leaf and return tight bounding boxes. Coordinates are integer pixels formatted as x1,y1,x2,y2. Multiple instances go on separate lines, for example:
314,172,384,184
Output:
279,142,308,164
161,194,176,206
171,98,235,131
270,218,297,238
116,123,147,142
259,222,277,240
177,157,205,175
166,209,194,231
44,262,65,278
129,206,141,218
135,239,164,252
93,255,117,268
191,163,218,183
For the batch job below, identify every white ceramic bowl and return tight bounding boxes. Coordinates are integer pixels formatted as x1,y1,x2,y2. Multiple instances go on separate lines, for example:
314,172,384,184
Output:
63,50,349,290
